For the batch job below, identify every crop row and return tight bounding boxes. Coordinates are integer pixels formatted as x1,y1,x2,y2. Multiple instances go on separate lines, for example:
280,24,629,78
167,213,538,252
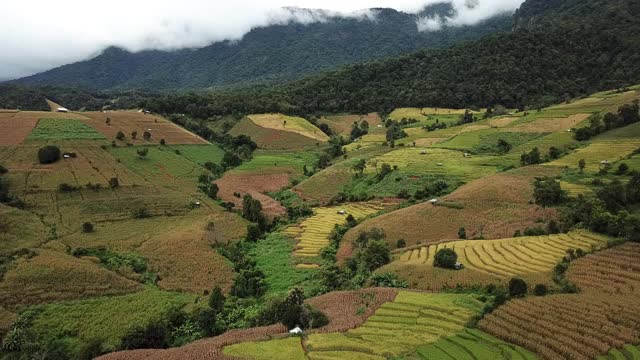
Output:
399,231,607,278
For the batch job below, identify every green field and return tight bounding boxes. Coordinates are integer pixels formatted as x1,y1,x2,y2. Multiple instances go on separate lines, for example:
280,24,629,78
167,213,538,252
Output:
232,150,318,176
168,144,225,165
412,329,538,360
25,288,196,354
28,118,106,140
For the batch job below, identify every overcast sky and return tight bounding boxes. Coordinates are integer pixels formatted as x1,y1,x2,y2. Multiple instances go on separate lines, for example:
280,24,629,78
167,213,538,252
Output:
0,0,523,81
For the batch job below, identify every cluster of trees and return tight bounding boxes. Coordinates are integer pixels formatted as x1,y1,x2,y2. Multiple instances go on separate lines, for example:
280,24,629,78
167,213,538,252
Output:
560,172,640,240
350,121,369,140
574,101,640,141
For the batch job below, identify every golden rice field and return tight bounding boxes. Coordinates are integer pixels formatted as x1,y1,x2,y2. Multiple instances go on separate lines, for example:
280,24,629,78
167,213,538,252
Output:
547,139,640,172
480,243,640,360
248,114,330,142
284,203,386,260
397,231,608,278
223,291,484,360
344,133,387,152
559,181,592,197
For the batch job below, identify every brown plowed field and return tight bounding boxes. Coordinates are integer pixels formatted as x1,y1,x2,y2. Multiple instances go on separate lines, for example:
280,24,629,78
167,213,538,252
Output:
81,111,208,145
215,173,288,218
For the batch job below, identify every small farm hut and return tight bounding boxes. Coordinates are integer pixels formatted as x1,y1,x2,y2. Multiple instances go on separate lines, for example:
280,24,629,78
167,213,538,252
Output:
56,107,69,113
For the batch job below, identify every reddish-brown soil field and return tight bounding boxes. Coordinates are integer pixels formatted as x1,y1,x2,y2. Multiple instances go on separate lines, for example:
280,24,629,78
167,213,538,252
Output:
215,173,289,218
337,166,561,261
96,288,397,360
228,117,320,150
81,111,208,145
0,111,88,146
307,288,398,333
96,324,288,360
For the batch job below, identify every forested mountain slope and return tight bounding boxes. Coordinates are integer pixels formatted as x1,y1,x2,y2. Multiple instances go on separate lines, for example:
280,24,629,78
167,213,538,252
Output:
8,4,511,90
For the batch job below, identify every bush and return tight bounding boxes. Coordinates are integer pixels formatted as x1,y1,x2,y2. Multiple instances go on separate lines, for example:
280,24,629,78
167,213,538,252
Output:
120,321,168,350
82,222,94,233
160,138,166,145
246,224,262,242
396,239,406,248
370,272,408,288
0,165,7,175
508,278,528,298
58,183,78,192
307,306,329,329
533,284,548,296
109,177,119,188
132,208,151,219
137,147,149,158
458,227,467,239
116,131,125,141
616,163,629,175
38,145,61,164
434,248,458,269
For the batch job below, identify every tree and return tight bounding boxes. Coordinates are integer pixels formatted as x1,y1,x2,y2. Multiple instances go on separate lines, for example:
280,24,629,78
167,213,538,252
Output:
352,159,366,176
578,159,586,173
131,131,137,139
116,131,125,141
208,286,225,314
120,321,168,350
242,195,264,223
533,177,567,207
82,222,94,233
533,283,548,296
627,172,640,203
616,163,629,175
521,147,541,165
548,146,561,160
196,308,220,337
345,214,357,227
246,224,262,242
360,240,391,271
370,272,408,288
508,278,528,298
396,239,406,248
38,145,61,164
497,139,512,154
143,131,152,141
137,147,149,159
105,118,111,126
160,138,166,145
434,248,457,269
109,177,119,188
458,227,467,239
377,163,393,181
0,165,7,175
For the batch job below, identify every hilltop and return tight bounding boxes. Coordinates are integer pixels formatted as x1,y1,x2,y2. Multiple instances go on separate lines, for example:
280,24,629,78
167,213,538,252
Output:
7,5,511,91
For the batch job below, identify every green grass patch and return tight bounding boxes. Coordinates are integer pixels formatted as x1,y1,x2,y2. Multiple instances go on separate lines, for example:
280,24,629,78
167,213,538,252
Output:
25,288,196,353
232,150,319,177
28,118,105,140
250,232,320,297
168,144,225,165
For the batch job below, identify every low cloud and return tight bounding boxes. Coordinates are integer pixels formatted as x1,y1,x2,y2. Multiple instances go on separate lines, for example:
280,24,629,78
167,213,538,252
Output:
0,0,523,81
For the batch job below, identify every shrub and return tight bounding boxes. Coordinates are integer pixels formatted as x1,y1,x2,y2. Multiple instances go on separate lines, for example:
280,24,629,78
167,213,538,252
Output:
307,306,329,329
508,278,528,298
38,145,61,164
160,139,166,145
137,147,149,158
370,272,408,288
82,222,94,233
120,321,168,350
0,165,7,175
58,183,78,192
109,177,119,188
143,131,152,140
116,131,125,141
434,248,457,269
396,239,406,248
458,227,467,239
246,224,262,242
208,286,225,314
132,208,151,219
616,163,629,175
533,284,548,296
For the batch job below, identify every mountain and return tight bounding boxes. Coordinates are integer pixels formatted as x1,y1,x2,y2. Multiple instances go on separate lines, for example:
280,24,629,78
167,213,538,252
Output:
10,4,512,91
140,0,640,118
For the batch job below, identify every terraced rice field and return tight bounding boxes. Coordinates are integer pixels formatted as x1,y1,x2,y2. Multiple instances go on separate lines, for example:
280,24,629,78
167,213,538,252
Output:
507,114,590,133
414,328,538,360
559,181,592,197
28,118,106,140
480,243,640,360
397,231,608,278
304,292,484,359
547,139,640,172
344,133,387,152
248,114,330,142
597,345,640,360
284,203,386,260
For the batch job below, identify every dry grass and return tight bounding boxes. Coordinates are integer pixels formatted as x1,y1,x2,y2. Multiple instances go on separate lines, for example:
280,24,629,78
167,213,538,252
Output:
338,166,560,260
507,114,590,133
248,114,330,142
320,113,382,136
81,111,208,145
0,249,142,309
229,117,321,150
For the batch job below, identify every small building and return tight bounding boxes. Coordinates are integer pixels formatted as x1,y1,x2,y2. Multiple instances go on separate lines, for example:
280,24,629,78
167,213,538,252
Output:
463,153,471,158
419,150,427,155
429,198,439,204
56,107,69,113
454,262,465,270
337,210,346,215
437,162,444,166
289,327,303,335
